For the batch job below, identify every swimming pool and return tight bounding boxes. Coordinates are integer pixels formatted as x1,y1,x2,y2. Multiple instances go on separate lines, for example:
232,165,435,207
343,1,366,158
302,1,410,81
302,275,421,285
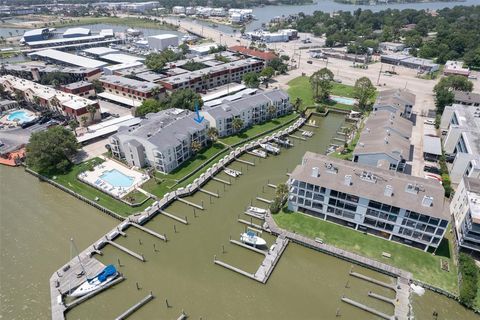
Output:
7,110,35,123
330,96,357,106
100,169,135,188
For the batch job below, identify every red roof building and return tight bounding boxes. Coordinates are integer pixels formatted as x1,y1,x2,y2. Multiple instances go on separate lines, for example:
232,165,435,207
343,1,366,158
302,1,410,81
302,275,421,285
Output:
228,46,278,61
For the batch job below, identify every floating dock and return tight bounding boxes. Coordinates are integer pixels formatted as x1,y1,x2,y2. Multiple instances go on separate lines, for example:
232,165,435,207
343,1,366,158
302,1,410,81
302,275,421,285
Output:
128,222,166,241
65,275,125,310
230,239,267,255
244,210,265,220
341,297,393,320
159,210,188,225
106,240,145,262
235,158,255,166
256,197,273,204
213,177,231,185
349,271,396,290
199,188,219,197
176,197,204,210
288,134,307,141
238,218,263,229
115,293,154,320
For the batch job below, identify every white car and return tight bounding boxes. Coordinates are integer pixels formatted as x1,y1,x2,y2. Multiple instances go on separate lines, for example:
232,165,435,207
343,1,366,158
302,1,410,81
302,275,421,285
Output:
424,119,436,125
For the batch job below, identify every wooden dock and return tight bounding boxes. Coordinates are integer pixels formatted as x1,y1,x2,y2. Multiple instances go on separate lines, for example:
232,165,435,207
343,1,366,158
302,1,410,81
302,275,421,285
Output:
368,292,395,305
114,293,154,320
238,218,263,229
128,222,166,241
244,211,265,220
65,275,125,310
247,151,267,158
106,240,145,262
267,183,277,189
341,297,393,320
235,158,255,166
230,239,267,255
159,210,188,225
199,188,219,197
176,197,204,210
349,271,396,290
213,177,231,185
256,197,273,204
288,134,307,141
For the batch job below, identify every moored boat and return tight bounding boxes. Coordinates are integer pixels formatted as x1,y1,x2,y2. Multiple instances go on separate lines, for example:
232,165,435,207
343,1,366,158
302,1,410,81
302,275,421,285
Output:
240,231,267,247
224,168,241,177
247,206,267,215
70,265,118,298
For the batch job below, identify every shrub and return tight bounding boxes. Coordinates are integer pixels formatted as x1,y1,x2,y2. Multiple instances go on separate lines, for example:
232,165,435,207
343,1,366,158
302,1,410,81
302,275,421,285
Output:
458,253,479,308
316,105,326,113
269,197,282,214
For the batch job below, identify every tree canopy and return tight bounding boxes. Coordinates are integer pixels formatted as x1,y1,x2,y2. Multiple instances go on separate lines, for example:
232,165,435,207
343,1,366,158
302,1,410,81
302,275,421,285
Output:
433,75,473,114
26,126,79,174
145,49,185,72
310,68,334,102
243,72,260,88
135,89,202,116
354,77,376,111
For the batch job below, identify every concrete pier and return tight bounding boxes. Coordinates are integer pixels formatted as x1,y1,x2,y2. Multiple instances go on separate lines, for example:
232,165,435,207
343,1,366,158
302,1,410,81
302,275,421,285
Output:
238,218,263,229
65,276,125,310
214,259,257,281
176,197,204,210
114,293,154,320
213,177,231,185
235,158,255,166
341,297,393,320
368,292,395,305
159,210,188,225
128,222,167,241
247,151,267,158
107,240,145,262
267,183,277,189
349,271,396,290
256,197,273,204
199,188,219,197
288,134,307,141
254,236,289,284
230,239,267,255
244,211,265,220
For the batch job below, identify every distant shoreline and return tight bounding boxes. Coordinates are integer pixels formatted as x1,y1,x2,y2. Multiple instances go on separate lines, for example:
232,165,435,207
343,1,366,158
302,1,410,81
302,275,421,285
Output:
333,0,466,5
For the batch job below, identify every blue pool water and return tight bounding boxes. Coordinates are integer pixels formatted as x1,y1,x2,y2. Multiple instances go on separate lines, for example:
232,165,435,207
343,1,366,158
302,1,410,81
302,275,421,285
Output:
100,169,134,188
7,110,34,123
330,96,356,106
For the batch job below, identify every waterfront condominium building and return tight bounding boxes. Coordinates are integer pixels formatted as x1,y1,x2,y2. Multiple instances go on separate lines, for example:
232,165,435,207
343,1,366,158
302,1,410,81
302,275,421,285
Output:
451,177,480,253
201,89,291,137
109,108,208,173
158,58,264,92
353,110,412,172
440,103,480,184
98,75,165,108
0,63,102,82
372,88,416,120
0,75,100,125
288,152,450,251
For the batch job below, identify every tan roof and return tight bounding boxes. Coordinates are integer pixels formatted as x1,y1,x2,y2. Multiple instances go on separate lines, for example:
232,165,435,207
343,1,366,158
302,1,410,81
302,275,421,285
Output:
375,88,416,109
291,152,450,220
354,131,410,161
364,110,413,139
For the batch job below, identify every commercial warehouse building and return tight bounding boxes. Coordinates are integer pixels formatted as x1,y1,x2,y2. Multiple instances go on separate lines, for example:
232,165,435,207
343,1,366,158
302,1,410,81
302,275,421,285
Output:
381,54,439,73
109,108,208,173
63,27,91,38
28,49,108,69
21,28,53,43
0,75,100,125
288,152,450,251
440,104,480,184
451,177,480,253
147,34,179,51
201,89,291,137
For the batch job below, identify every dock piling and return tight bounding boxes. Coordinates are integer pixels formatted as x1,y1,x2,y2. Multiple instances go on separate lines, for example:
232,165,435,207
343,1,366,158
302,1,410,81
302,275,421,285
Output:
136,282,140,290
174,225,177,233
138,239,142,245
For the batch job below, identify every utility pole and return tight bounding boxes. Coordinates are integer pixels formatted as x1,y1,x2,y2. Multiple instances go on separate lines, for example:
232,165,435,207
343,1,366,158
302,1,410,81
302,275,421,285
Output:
377,63,383,85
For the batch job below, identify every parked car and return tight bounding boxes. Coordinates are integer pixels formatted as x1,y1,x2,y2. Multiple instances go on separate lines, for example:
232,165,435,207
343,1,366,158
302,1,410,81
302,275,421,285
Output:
424,166,441,175
445,154,456,163
334,79,342,83
307,60,313,64
424,119,435,125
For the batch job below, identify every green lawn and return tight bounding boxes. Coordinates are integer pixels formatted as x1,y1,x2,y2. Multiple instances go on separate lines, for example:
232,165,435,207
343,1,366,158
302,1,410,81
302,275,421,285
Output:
331,82,356,98
124,189,149,204
219,113,298,146
45,158,153,216
274,209,459,294
47,16,177,30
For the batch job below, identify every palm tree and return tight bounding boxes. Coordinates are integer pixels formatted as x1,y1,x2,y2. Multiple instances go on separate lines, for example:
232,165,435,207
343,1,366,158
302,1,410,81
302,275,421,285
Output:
14,89,23,103
191,140,202,154
232,117,244,133
267,105,277,119
69,120,79,136
80,115,89,127
51,79,60,88
293,97,302,112
150,86,162,99
87,105,98,123
207,127,219,142
276,183,289,200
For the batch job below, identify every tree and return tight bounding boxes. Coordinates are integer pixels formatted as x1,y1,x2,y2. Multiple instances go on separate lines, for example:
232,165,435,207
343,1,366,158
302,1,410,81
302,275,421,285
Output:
91,79,103,93
269,197,282,214
293,97,303,112
207,127,219,142
26,126,79,174
354,77,376,111
458,253,479,308
150,86,163,99
232,117,244,133
145,50,184,73
135,98,164,117
260,66,275,80
80,115,88,127
69,120,79,136
267,58,288,74
310,68,334,102
191,140,202,154
87,105,98,123
433,75,473,114
169,88,202,111
242,72,260,88
267,104,276,119
275,183,289,200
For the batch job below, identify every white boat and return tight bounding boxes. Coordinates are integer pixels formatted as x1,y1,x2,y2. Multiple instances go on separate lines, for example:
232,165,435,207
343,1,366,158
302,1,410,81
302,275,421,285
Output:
224,168,241,177
247,206,267,215
251,149,267,158
259,143,280,154
70,264,118,298
126,28,142,36
240,231,267,247
302,130,313,137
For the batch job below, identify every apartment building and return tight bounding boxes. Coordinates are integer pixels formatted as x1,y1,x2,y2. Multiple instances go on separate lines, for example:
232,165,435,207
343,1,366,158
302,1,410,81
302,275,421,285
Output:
373,88,416,119
98,75,164,107
158,59,264,92
288,152,450,251
453,91,480,107
1,63,102,82
451,177,480,252
353,110,412,172
441,104,480,184
201,89,291,137
109,109,208,173
60,81,95,98
0,75,100,125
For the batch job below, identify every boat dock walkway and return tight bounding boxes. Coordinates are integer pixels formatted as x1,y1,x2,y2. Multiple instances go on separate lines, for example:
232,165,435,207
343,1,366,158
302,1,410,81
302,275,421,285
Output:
341,297,393,320
115,292,154,320
256,197,273,204
267,183,277,189
244,211,265,220
235,158,255,166
238,218,263,229
288,134,307,141
349,271,396,290
128,221,166,241
368,291,395,305
247,151,267,158
159,210,188,225
106,239,145,262
213,177,231,185
199,188,219,197
230,239,267,255
176,197,204,210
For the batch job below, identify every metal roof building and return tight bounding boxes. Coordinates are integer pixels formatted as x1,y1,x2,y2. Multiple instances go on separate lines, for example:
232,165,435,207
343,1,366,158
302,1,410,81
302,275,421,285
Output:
63,27,91,38
28,49,108,69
